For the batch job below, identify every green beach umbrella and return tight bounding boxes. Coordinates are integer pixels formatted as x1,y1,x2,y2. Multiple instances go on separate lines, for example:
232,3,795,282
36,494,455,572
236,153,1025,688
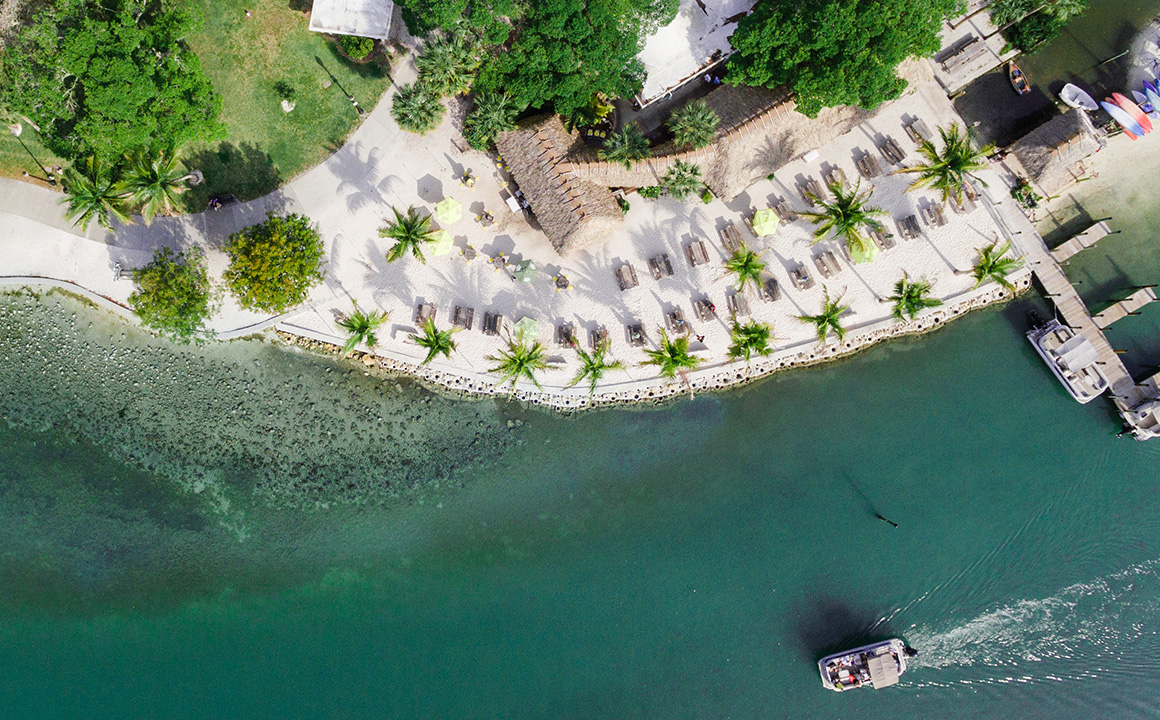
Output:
513,316,539,340
430,230,454,256
514,259,539,284
752,208,780,237
435,197,462,224
849,236,879,264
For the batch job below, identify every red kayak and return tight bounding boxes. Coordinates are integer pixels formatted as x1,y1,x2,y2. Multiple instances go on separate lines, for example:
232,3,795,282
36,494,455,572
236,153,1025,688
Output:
1113,92,1153,134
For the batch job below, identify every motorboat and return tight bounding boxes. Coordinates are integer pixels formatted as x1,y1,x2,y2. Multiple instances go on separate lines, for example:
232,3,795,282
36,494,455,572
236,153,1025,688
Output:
1008,61,1031,95
1026,318,1109,404
1060,83,1098,111
1101,99,1144,139
818,639,916,692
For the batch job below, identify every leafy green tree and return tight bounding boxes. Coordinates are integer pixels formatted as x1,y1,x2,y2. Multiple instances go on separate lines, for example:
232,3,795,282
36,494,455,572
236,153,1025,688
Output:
896,123,994,204
1,0,223,162
487,330,556,391
796,286,850,344
128,247,215,343
412,318,459,364
798,180,885,257
668,100,719,149
120,148,195,224
642,328,702,380
600,123,650,169
887,272,943,321
568,339,624,394
415,32,481,96
565,93,615,131
60,156,130,231
726,0,959,116
660,159,702,200
394,0,519,44
338,35,375,60
380,207,438,263
463,91,519,150
990,0,1086,51
971,241,1023,292
337,303,389,354
223,213,325,313
391,82,446,134
724,245,766,292
728,320,774,364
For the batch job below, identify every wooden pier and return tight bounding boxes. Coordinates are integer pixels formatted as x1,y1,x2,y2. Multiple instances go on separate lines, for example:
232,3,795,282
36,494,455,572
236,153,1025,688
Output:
1049,221,1112,263
1093,287,1158,329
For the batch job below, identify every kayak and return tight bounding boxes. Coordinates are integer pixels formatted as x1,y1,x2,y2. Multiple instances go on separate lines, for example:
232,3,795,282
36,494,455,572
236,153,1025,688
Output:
1060,83,1099,111
1101,99,1144,139
1113,92,1153,133
1145,82,1160,117
1132,90,1160,117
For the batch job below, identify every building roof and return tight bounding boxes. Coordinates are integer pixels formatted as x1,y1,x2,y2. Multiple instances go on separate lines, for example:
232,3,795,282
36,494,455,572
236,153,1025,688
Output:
308,0,394,40
1009,110,1106,195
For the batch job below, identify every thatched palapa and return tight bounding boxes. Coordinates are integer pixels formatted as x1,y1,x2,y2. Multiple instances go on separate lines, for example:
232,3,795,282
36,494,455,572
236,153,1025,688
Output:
1009,109,1107,195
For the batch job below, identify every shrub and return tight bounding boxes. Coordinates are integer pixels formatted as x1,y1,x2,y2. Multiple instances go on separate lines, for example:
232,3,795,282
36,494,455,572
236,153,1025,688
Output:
701,188,714,204
392,82,446,134
617,196,630,214
639,186,662,199
224,213,325,313
338,34,376,60
129,247,216,343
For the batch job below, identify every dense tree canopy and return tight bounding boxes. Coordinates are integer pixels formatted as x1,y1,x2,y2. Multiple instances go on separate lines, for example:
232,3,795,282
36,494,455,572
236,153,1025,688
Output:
223,213,325,314
726,0,961,117
129,247,215,342
0,0,223,162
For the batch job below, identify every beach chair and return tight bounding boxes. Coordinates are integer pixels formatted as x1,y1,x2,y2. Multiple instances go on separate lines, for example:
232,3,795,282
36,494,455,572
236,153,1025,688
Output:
905,118,933,145
897,215,921,240
814,253,834,279
626,323,646,347
823,167,846,189
684,239,710,267
666,308,689,334
693,298,717,321
855,151,882,179
727,292,751,317
590,326,609,349
951,192,978,214
824,250,841,274
615,264,639,290
482,312,503,336
799,177,823,204
932,204,948,227
869,228,896,250
556,323,576,346
879,136,905,164
720,223,744,253
453,306,474,331
760,276,782,302
648,253,674,279
415,302,436,324
772,199,795,222
791,265,814,290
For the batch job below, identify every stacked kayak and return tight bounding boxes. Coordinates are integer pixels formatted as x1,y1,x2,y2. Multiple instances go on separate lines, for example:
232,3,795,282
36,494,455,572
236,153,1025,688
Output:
1102,98,1145,139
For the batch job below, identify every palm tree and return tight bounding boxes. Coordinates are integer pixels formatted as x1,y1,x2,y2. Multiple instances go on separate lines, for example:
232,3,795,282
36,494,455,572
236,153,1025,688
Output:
668,99,720,149
391,82,446,134
567,339,624,394
796,286,850,344
970,241,1024,291
895,123,995,204
414,32,480,97
337,303,389,354
600,123,650,169
60,156,130,231
486,330,556,392
727,319,774,364
723,244,766,292
887,272,943,321
463,91,519,150
798,179,885,256
642,328,703,381
120,147,195,224
379,206,438,263
660,159,702,200
411,317,458,364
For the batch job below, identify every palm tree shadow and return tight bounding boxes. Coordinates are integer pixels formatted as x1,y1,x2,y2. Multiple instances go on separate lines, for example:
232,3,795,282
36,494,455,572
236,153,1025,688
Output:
183,142,283,211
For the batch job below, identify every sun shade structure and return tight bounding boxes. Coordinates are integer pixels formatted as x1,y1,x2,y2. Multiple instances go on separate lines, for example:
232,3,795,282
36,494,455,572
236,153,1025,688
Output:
430,230,454,256
435,198,463,224
514,260,539,284
866,654,900,689
308,0,394,40
849,237,879,264
1057,334,1099,371
513,316,539,340
751,208,780,236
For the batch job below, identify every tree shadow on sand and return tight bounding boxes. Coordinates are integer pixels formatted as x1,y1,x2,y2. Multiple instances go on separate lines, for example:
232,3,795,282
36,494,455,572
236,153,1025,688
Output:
182,142,284,212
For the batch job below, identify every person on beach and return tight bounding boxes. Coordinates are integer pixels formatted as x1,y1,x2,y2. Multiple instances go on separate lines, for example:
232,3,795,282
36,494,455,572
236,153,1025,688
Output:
696,334,705,343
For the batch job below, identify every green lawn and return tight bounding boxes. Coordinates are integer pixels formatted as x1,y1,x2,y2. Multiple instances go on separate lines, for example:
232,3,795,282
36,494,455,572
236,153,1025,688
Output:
0,127,65,184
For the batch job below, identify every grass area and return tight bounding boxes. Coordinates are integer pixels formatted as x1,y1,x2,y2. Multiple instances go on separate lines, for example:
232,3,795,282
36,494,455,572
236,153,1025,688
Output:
0,127,65,185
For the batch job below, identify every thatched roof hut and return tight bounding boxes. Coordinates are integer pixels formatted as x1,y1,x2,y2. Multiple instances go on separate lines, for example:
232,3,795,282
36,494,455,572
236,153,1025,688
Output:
495,116,624,254
1009,109,1107,195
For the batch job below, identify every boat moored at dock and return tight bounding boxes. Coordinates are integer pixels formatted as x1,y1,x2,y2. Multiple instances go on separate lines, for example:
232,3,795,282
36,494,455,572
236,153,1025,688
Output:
818,639,915,692
1027,318,1109,403
1060,83,1098,111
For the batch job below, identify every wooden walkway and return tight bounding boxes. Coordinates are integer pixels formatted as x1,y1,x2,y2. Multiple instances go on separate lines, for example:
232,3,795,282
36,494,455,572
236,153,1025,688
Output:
1050,221,1112,263
1093,287,1158,329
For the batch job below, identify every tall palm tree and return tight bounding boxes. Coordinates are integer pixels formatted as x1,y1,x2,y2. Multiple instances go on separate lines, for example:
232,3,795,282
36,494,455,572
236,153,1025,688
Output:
120,147,195,224
337,303,389,354
567,339,624,394
380,206,437,263
796,286,850,344
60,156,130,231
668,99,720,149
487,330,556,392
727,319,774,364
971,241,1024,291
411,317,458,364
414,32,480,97
391,82,446,134
798,179,885,256
642,328,703,381
463,91,519,150
895,123,995,204
724,244,766,292
600,123,650,169
887,272,943,321
660,159,702,200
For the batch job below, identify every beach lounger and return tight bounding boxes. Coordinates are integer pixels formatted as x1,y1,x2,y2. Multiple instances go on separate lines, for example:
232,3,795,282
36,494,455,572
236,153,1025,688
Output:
951,192,977,214
482,312,503,336
823,167,846,189
855,152,883,179
415,302,436,324
759,276,782,302
791,265,814,290
921,204,949,227
799,177,824,204
727,292,751,317
869,228,896,250
590,326,609,349
693,298,717,321
772,199,794,222
720,223,745,253
684,239,710,267
556,323,575,346
814,253,834,279
879,136,906,164
453,306,474,330
905,118,934,145
667,308,689,334
648,253,674,279
626,323,646,347
896,215,921,240
615,264,639,290
824,250,841,274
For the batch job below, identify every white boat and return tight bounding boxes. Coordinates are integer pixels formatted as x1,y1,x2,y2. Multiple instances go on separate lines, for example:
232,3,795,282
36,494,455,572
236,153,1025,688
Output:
1026,318,1109,404
1060,83,1098,111
818,639,915,692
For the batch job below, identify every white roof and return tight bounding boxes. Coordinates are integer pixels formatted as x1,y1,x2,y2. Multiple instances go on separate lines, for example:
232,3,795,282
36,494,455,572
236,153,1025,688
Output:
1057,334,1099,371
308,0,394,40
867,654,900,688
637,0,757,102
